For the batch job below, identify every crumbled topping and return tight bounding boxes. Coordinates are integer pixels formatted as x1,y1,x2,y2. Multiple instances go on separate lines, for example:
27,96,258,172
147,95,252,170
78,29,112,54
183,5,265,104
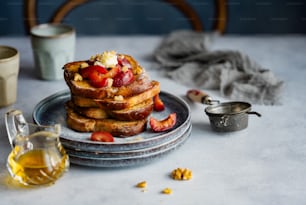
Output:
79,62,89,69
114,95,124,101
121,65,129,72
89,51,118,68
74,73,83,81
106,78,113,87
89,55,96,62
133,66,143,75
93,61,104,67
101,51,118,68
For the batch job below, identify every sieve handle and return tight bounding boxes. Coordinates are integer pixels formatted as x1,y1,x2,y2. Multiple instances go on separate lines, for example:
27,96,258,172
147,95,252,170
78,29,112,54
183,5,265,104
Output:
247,111,262,117
187,89,217,105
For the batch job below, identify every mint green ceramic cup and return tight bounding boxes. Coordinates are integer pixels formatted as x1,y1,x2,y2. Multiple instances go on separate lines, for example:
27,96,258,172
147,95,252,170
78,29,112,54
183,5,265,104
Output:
30,24,75,80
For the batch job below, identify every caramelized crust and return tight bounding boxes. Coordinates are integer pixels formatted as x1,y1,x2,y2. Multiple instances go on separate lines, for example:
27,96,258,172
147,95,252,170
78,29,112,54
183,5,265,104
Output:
66,98,153,121
66,100,108,119
65,105,147,137
71,81,160,110
107,99,153,121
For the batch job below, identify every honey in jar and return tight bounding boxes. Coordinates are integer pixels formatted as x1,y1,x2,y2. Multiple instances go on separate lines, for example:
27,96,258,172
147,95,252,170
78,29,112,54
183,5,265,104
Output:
5,109,69,186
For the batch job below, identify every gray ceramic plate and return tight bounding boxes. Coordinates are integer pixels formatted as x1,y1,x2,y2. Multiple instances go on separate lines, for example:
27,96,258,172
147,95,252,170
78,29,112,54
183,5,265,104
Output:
33,90,191,152
68,125,191,168
66,123,191,159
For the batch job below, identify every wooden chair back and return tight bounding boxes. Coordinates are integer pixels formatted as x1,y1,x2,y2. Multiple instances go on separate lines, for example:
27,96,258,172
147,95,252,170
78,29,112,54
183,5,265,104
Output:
24,0,227,34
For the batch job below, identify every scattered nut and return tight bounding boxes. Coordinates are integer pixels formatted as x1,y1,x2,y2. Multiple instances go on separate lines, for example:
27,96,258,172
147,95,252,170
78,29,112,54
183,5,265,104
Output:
74,73,83,81
162,187,172,195
93,61,104,67
106,78,113,87
136,181,147,188
133,66,142,75
114,95,124,101
79,62,89,69
121,65,129,72
134,168,192,195
171,168,192,180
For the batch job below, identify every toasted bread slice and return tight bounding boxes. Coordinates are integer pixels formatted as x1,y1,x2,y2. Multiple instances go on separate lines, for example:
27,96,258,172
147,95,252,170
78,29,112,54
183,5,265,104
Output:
66,98,153,121
63,54,152,99
66,100,109,119
64,70,152,99
94,80,160,110
65,106,147,137
71,95,100,108
71,80,160,110
107,98,153,121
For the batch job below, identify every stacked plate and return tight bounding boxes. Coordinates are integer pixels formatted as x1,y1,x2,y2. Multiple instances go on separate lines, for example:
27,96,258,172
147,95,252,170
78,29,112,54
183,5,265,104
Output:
33,90,191,168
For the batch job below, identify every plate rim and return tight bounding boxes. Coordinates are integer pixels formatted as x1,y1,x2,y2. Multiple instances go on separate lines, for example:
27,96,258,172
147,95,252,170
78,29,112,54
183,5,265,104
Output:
68,125,191,167
65,124,192,159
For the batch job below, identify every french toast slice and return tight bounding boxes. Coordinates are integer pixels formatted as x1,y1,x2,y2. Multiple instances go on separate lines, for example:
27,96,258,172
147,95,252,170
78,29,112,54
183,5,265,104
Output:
63,54,152,99
65,105,147,137
64,70,152,99
71,80,160,110
107,99,153,121
66,98,153,121
66,100,108,119
71,95,100,108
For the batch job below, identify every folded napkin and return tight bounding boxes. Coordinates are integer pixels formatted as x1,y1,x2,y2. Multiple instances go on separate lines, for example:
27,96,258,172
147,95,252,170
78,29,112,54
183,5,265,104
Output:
154,30,283,105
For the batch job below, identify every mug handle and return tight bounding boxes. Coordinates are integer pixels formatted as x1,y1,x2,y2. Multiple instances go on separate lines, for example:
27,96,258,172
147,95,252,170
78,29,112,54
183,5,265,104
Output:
5,109,29,148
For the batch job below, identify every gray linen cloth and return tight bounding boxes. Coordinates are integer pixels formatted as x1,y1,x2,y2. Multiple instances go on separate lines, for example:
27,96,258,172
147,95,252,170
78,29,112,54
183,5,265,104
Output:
154,30,283,105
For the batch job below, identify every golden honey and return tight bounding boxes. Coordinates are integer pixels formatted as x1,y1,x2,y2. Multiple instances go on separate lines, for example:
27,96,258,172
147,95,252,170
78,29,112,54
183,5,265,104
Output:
7,132,69,186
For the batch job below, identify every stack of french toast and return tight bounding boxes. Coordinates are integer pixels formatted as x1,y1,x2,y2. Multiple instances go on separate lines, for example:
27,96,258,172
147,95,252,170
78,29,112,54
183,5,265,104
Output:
63,51,160,137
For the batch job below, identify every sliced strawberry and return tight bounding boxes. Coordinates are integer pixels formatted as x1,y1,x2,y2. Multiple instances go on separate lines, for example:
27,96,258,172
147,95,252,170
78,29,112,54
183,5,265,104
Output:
95,65,108,74
80,66,92,79
112,69,135,87
117,56,131,68
105,65,120,78
80,65,107,79
90,131,114,142
153,94,165,111
149,113,177,132
88,70,108,88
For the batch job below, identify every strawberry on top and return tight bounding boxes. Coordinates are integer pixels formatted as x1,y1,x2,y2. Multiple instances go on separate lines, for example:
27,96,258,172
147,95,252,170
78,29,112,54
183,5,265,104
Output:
76,51,137,88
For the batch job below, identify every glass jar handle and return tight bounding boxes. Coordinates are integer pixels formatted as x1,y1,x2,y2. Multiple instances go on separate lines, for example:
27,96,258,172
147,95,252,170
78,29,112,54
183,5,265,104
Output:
5,109,29,148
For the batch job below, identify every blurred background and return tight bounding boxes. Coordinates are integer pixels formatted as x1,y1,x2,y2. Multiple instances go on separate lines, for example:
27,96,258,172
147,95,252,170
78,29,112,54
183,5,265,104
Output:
0,0,306,36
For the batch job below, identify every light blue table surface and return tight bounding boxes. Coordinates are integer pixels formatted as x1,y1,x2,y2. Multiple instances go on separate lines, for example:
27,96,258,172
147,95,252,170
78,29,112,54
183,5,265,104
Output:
0,35,305,205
